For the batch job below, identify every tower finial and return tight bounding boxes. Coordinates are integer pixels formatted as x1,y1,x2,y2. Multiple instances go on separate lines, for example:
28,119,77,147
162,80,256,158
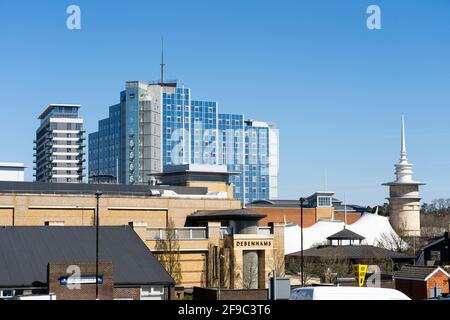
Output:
394,115,413,183
160,37,165,85
400,114,407,163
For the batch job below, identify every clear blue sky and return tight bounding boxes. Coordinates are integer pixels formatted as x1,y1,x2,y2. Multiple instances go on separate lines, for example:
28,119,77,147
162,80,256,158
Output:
0,0,449,206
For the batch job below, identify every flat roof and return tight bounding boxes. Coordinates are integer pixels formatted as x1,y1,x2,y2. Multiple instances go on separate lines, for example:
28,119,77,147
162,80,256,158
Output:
0,163,26,169
38,104,82,120
0,181,208,197
189,209,266,222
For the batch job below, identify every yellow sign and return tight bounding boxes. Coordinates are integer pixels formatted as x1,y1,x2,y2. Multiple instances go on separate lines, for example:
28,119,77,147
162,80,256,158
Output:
352,264,368,287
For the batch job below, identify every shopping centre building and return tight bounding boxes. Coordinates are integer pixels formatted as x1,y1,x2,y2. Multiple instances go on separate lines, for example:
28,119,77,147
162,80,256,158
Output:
0,165,284,290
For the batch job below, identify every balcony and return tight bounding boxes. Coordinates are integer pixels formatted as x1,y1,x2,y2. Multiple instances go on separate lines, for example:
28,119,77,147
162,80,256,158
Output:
147,227,207,240
220,226,273,239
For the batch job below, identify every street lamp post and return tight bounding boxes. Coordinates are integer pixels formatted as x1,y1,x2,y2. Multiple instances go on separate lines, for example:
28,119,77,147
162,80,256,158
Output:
299,197,305,287
218,253,224,301
95,191,102,300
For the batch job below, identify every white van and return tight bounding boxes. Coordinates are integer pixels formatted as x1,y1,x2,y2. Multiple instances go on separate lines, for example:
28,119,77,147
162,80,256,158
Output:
290,287,411,300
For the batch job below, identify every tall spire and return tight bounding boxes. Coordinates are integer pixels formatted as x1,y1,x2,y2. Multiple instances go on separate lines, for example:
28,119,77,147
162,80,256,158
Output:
394,115,414,183
400,115,408,164
160,37,165,85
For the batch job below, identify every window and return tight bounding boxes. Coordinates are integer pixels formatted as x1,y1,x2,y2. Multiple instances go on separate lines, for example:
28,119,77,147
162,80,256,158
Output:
317,196,332,207
0,290,15,299
430,287,442,299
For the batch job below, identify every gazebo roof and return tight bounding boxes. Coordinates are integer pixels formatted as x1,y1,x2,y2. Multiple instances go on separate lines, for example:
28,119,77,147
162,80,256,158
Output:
327,228,365,241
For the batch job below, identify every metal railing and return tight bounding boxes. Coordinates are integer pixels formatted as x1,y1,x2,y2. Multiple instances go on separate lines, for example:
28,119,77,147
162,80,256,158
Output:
220,226,273,239
258,227,273,235
147,227,207,240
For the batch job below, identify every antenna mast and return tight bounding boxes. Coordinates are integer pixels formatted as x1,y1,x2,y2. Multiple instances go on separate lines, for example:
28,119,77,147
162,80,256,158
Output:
160,37,165,85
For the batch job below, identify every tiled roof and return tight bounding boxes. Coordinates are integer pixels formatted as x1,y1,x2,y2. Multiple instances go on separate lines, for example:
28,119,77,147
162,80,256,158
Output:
327,228,365,241
288,245,413,260
395,265,449,281
0,226,174,288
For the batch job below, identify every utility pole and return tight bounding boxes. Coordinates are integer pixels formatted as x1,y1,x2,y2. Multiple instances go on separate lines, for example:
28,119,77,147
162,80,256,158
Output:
95,191,102,300
299,197,305,287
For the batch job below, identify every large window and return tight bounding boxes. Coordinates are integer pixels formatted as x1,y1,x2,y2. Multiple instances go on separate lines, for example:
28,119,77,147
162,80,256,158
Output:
317,196,332,207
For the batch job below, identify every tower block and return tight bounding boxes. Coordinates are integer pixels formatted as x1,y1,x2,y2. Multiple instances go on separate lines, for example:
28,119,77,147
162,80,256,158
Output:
383,116,425,237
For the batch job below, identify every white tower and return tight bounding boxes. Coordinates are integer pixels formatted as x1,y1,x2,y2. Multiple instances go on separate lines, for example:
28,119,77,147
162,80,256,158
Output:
383,116,425,237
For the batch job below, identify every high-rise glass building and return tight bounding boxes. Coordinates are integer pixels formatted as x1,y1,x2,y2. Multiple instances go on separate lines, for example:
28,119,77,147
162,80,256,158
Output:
89,81,278,203
34,104,86,183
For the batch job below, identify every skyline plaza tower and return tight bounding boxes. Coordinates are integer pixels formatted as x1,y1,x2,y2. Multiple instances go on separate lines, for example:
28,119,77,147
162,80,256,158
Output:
34,104,86,183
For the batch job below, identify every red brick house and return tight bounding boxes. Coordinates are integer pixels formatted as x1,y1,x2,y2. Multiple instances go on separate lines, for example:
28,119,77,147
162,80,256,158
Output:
395,265,450,300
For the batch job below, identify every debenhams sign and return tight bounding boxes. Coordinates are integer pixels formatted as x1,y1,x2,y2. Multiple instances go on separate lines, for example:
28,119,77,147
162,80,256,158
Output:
235,240,273,248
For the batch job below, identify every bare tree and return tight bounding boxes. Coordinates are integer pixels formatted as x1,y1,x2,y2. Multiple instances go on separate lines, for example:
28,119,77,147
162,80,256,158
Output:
286,254,350,284
267,248,285,278
155,218,182,284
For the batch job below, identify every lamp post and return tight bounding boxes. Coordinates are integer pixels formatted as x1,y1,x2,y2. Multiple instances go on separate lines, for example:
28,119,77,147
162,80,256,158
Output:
95,191,102,300
299,197,305,287
218,253,224,301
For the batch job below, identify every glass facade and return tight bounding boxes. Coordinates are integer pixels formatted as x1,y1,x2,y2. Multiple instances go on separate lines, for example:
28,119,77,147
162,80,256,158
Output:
89,81,278,204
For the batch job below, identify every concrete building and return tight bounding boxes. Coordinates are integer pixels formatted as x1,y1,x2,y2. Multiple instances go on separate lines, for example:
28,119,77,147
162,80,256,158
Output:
34,104,86,183
0,163,26,182
88,80,279,204
383,116,425,237
0,178,284,290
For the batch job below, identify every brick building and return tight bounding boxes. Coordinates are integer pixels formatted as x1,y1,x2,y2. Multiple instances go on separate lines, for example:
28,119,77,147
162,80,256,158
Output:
395,265,450,300
0,176,284,290
0,226,174,300
247,193,370,228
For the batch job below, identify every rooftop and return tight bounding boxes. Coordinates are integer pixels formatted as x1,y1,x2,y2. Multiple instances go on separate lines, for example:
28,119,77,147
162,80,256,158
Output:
288,245,413,260
0,163,26,169
327,228,365,241
38,104,81,120
395,265,450,281
0,226,174,288
189,209,267,222
0,181,208,197
248,198,371,212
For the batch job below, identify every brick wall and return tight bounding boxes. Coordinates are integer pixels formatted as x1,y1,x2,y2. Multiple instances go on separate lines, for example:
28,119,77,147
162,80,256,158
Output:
114,287,141,300
396,270,449,300
252,207,318,228
193,287,268,300
48,262,114,300
252,207,361,227
426,270,450,299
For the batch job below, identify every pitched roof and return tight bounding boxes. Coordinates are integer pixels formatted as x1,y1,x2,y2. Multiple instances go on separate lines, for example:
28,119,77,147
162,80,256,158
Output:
287,245,413,260
395,265,450,281
0,226,174,288
189,209,266,221
327,228,365,241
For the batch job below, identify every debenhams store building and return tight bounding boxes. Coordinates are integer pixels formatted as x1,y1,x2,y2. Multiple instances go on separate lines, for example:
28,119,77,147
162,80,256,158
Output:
0,165,284,290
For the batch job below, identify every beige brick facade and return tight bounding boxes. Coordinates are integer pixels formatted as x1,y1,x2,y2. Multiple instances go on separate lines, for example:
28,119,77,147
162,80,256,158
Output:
0,192,283,290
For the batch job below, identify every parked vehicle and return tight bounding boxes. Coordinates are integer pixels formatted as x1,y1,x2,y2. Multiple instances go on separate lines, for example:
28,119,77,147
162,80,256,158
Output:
290,287,411,300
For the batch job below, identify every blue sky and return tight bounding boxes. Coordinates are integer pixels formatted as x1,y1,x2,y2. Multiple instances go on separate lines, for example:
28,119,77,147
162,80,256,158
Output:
0,0,449,206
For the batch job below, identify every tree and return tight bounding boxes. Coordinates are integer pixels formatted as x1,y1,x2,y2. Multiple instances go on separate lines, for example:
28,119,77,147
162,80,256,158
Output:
286,254,350,285
155,218,182,284
267,248,286,278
